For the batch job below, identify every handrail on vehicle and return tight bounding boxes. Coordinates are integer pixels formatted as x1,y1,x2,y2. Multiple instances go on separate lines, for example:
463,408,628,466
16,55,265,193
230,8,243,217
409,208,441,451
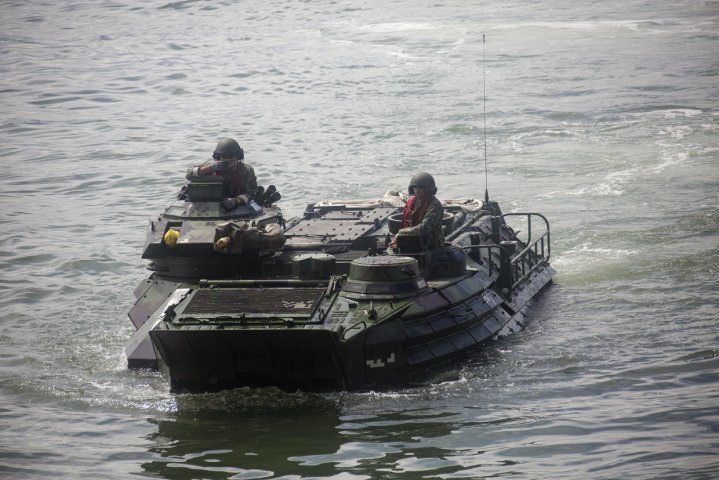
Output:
460,243,505,277
461,212,551,290
500,213,551,288
499,212,551,262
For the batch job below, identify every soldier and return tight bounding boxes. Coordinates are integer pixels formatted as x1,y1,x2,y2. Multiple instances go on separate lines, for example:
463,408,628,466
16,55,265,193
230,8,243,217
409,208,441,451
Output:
390,171,445,250
186,137,257,210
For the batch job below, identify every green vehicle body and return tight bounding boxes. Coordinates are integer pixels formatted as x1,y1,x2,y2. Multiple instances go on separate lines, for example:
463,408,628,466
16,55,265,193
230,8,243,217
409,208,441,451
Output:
126,177,555,393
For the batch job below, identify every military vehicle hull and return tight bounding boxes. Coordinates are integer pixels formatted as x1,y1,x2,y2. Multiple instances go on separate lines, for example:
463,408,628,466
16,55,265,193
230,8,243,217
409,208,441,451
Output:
126,180,555,393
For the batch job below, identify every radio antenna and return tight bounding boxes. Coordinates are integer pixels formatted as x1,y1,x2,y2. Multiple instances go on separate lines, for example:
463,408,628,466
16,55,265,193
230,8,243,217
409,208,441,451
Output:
482,34,489,205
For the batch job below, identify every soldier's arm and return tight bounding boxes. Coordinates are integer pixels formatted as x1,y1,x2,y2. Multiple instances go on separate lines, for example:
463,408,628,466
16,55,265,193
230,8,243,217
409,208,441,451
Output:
231,165,258,205
186,160,216,179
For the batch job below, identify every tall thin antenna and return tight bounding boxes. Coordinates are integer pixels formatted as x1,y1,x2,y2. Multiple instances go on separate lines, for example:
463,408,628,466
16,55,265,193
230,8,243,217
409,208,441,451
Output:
482,34,489,205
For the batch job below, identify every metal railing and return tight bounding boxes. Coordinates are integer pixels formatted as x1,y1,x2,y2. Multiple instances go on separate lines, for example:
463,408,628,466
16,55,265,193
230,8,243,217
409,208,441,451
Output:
461,243,504,277
500,213,551,260
460,212,551,291
500,213,551,289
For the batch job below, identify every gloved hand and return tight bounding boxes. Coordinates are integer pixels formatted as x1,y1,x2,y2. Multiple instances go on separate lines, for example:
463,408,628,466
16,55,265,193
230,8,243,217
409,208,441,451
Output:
221,197,237,210
210,162,228,174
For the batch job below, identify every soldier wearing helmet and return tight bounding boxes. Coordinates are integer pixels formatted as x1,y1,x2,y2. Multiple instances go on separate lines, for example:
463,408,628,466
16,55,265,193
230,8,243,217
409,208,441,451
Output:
186,137,258,210
390,172,445,250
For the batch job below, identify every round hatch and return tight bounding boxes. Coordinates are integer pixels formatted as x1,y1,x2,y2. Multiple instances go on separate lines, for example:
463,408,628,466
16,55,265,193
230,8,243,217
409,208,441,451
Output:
343,256,426,298
349,256,419,281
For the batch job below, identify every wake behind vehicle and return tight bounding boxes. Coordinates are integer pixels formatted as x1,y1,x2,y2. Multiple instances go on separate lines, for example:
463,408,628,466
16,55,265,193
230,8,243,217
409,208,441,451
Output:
125,175,555,393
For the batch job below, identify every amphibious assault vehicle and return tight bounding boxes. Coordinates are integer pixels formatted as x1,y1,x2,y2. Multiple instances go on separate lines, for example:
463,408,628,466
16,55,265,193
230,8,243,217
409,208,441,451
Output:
126,176,555,393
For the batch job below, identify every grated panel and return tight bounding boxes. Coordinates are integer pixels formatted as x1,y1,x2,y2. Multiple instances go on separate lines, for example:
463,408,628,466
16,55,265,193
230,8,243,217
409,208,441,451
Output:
184,288,325,315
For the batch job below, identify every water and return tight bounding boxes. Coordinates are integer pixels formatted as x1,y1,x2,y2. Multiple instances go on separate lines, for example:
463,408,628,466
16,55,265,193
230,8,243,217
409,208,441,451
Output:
2,0,718,478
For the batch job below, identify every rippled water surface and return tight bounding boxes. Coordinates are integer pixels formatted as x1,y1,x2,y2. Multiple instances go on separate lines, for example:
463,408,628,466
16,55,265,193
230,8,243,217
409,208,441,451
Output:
2,1,718,479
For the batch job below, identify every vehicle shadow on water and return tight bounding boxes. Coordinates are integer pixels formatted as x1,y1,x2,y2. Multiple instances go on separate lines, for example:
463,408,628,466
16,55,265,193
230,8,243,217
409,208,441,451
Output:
141,388,347,479
140,387,471,480
137,345,517,480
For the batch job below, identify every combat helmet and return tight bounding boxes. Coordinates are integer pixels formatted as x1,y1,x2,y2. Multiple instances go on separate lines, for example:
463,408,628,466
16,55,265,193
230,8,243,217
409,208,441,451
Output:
212,137,244,161
408,171,437,195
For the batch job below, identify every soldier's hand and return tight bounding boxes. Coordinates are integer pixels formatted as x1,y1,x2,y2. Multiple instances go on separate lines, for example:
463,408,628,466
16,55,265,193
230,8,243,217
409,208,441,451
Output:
211,162,227,174
221,198,237,210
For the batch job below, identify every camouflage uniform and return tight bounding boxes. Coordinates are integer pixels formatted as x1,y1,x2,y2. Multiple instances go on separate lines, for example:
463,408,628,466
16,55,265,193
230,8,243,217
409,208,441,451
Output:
186,161,257,205
398,196,445,250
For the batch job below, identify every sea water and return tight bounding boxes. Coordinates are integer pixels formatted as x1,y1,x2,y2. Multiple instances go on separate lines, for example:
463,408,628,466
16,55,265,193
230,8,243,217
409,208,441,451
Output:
1,1,717,478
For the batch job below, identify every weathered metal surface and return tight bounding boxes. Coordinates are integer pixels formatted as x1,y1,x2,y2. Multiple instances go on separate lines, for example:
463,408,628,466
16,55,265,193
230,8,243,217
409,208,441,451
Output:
181,287,324,316
150,328,346,392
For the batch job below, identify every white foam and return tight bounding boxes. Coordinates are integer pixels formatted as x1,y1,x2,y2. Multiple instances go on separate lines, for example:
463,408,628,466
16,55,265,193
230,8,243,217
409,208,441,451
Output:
561,243,639,258
587,166,641,197
493,20,657,32
649,151,689,174
553,243,639,273
357,22,437,33
638,108,703,119
658,125,692,140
